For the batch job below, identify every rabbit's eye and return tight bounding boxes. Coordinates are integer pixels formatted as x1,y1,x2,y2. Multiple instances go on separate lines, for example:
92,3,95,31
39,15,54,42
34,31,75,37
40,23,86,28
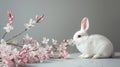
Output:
78,35,81,38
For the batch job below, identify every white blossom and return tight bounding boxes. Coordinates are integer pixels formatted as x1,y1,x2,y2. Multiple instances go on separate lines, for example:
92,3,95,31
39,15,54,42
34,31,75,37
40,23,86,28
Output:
3,23,14,32
0,39,7,51
52,39,58,45
0,39,6,45
24,34,32,40
13,48,19,55
24,19,36,29
42,37,49,44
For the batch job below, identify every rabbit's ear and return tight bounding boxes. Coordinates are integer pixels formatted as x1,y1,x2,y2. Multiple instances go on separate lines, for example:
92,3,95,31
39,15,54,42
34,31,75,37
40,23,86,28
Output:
81,17,89,31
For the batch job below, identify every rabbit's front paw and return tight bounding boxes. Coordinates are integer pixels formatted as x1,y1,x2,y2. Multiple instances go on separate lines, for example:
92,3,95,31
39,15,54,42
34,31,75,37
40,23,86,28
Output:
92,54,108,59
79,54,91,59
78,54,84,58
92,54,101,59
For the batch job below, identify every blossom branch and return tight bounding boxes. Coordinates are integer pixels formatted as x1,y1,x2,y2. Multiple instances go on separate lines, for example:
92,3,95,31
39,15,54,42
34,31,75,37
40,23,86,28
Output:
2,11,14,39
2,32,7,39
7,43,23,48
0,11,74,67
6,15,44,42
6,28,27,42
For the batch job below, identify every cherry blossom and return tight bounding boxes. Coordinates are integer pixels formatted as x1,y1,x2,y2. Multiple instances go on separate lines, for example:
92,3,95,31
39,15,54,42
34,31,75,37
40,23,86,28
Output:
52,39,58,45
36,14,44,23
0,39,6,45
23,34,32,41
24,15,44,29
42,37,49,45
3,11,14,33
0,11,74,67
24,19,36,29
51,39,73,59
46,46,54,58
0,36,73,67
3,23,14,33
5,60,15,67
58,50,69,59
8,11,13,25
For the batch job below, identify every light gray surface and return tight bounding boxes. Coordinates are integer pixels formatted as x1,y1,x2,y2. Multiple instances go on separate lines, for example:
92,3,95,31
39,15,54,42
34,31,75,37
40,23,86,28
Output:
24,53,120,67
0,0,120,53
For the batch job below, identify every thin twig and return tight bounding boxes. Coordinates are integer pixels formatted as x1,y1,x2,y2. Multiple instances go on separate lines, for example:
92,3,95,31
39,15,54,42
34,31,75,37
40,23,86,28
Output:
2,32,7,39
6,28,28,42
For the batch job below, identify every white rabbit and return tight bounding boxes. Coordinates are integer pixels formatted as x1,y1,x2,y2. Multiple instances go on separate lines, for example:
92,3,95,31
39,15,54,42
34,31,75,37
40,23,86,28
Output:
73,17,114,59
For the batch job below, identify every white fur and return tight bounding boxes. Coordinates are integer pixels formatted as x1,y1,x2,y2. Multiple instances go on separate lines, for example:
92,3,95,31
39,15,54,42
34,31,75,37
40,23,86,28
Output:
73,17,114,59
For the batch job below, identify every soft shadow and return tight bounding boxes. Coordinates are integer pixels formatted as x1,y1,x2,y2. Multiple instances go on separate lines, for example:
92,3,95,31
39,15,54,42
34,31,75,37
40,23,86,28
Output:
19,65,34,67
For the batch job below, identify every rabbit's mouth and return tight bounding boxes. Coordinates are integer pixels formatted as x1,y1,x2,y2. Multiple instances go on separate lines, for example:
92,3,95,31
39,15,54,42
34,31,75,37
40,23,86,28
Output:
72,39,77,45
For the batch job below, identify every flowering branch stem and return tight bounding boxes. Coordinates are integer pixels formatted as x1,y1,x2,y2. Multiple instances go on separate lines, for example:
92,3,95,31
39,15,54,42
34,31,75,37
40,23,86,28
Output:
6,28,28,42
2,32,7,39
7,43,23,47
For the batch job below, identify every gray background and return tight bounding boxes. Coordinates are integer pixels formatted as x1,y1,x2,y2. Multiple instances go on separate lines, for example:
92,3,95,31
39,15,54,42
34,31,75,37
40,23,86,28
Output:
0,0,120,52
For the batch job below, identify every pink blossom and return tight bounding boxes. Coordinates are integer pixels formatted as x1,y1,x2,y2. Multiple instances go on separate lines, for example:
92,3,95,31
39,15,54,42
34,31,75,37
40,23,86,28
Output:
5,60,15,67
17,60,24,66
0,34,72,67
58,50,69,59
19,50,27,60
29,57,39,63
30,39,37,45
48,51,54,58
22,57,29,63
52,39,59,49
36,15,44,23
22,34,32,42
46,46,54,58
22,34,38,45
38,52,48,62
18,51,29,63
22,45,29,50
8,11,13,25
